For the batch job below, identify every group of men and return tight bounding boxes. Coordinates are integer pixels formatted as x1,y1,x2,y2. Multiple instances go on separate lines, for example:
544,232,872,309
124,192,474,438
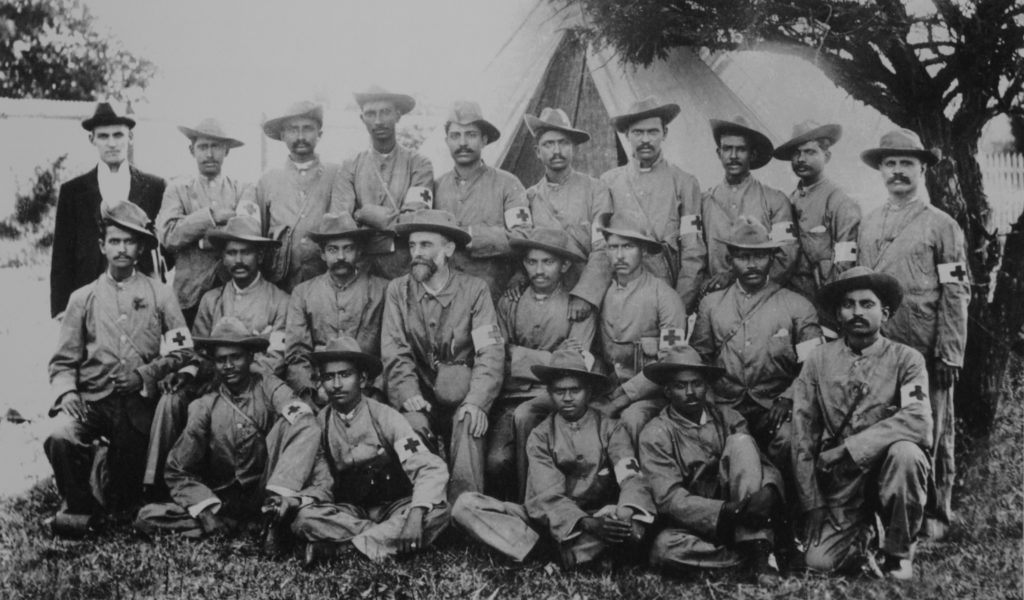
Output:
43,89,969,581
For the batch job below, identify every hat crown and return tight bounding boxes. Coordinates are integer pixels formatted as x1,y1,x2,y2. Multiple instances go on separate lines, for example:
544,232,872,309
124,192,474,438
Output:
790,120,827,139
546,347,592,373
184,117,231,140
315,212,364,237
877,128,927,152
605,212,653,240
316,335,363,356
448,100,486,124
834,265,878,283
724,215,771,246
537,107,573,129
219,215,262,239
660,346,709,369
404,209,460,230
92,102,118,119
626,96,663,114
523,227,573,252
102,201,150,230
283,100,321,117
207,316,254,341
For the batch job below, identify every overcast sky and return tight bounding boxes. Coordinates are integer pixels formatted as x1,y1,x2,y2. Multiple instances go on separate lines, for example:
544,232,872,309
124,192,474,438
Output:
83,0,535,117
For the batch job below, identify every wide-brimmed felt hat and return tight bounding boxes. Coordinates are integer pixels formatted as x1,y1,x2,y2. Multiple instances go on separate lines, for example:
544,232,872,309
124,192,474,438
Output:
446,100,500,143
772,120,842,161
524,107,590,145
860,128,939,169
393,209,471,248
817,266,903,315
309,335,383,379
532,348,609,388
178,117,244,148
643,346,725,384
598,212,662,254
510,228,586,263
262,100,324,141
207,215,280,248
82,102,135,131
193,316,270,352
101,201,155,244
611,96,681,133
710,115,775,169
717,215,790,251
353,85,416,115
308,212,389,244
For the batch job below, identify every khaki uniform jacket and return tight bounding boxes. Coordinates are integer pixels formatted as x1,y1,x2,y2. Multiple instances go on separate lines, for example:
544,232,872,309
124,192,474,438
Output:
285,271,388,395
788,178,861,301
601,158,705,310
50,271,191,403
858,199,969,367
702,176,797,284
434,164,530,294
600,270,688,401
526,171,613,307
640,404,782,539
194,276,290,376
790,337,933,511
691,281,821,409
525,408,654,542
381,271,505,411
253,158,344,291
156,175,256,310
497,286,596,394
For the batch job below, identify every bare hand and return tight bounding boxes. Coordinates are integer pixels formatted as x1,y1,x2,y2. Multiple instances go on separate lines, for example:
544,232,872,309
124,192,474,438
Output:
397,507,425,554
501,282,526,304
211,206,236,226
51,391,85,420
766,397,793,436
567,296,594,322
261,495,300,522
556,338,585,353
160,371,194,395
114,371,143,393
935,362,960,389
402,394,431,413
582,515,633,544
457,404,488,438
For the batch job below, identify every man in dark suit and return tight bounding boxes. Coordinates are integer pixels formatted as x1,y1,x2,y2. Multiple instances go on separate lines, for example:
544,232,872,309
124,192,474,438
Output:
49,102,167,318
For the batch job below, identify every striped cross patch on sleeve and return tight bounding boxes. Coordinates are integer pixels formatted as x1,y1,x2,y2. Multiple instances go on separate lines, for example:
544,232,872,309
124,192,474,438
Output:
395,435,426,462
937,262,968,284
471,324,502,351
614,456,643,484
160,327,194,356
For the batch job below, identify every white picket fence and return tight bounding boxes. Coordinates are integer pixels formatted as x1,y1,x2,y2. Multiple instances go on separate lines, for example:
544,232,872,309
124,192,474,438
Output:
981,151,1024,235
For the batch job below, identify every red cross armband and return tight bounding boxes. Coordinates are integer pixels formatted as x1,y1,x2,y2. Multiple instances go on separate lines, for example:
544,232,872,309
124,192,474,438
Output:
614,456,643,484
770,221,797,242
504,206,533,229
833,241,858,263
282,400,313,424
937,262,968,284
900,383,929,408
403,186,434,212
679,214,703,236
796,336,825,363
471,324,502,351
659,328,687,352
268,330,287,353
395,435,425,462
160,327,194,356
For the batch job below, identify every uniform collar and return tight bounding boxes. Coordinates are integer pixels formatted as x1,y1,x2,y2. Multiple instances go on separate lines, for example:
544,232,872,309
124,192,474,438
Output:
796,177,827,197
288,157,320,172
555,407,596,431
633,155,665,174
231,272,263,294
843,335,887,358
667,405,709,427
415,271,457,307
612,268,648,293
333,397,366,424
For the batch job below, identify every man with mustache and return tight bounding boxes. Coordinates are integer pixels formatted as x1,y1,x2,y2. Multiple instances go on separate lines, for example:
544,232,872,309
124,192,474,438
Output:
156,118,254,326
381,210,504,502
771,121,861,332
596,214,688,450
45,202,193,536
640,346,783,581
245,101,344,292
452,348,654,568
51,102,167,318
143,216,289,497
698,117,797,297
520,108,612,321
434,101,532,297
856,129,968,541
494,228,596,500
334,86,434,279
689,217,821,468
289,335,450,564
600,97,705,312
790,267,932,579
135,317,320,541
285,213,391,406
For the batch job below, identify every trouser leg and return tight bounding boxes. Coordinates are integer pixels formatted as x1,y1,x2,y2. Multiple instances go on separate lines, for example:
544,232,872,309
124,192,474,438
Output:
143,390,190,490
513,395,554,502
484,400,519,500
452,492,538,561
732,398,791,471
263,413,321,495
878,441,929,558
44,400,111,515
802,505,874,574
619,398,667,451
351,497,450,561
558,531,608,569
291,503,374,543
649,528,743,570
134,501,202,535
108,393,155,511
720,433,773,544
926,376,955,529
448,407,485,503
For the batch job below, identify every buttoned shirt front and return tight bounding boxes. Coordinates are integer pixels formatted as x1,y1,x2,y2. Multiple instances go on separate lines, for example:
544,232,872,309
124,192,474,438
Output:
690,281,821,409
381,270,504,411
788,177,861,302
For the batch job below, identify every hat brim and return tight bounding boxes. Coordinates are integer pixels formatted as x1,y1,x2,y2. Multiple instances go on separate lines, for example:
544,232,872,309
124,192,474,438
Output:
643,361,725,385
177,126,244,149
817,272,903,315
307,228,388,244
710,119,774,169
263,107,324,141
510,238,585,263
612,104,681,133
104,218,156,245
531,365,610,389
354,92,416,115
308,350,383,379
717,237,791,251
82,115,136,131
598,227,662,254
772,124,842,161
393,222,471,248
860,148,939,169
206,230,281,247
194,336,270,352
524,114,590,145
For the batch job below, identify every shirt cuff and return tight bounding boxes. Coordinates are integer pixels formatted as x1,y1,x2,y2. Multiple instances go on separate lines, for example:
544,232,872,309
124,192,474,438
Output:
188,497,222,518
299,496,315,508
180,364,200,378
409,501,433,512
266,484,298,497
623,504,655,524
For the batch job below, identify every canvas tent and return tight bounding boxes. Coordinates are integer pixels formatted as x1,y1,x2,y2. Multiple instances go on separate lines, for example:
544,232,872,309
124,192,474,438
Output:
419,0,795,191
